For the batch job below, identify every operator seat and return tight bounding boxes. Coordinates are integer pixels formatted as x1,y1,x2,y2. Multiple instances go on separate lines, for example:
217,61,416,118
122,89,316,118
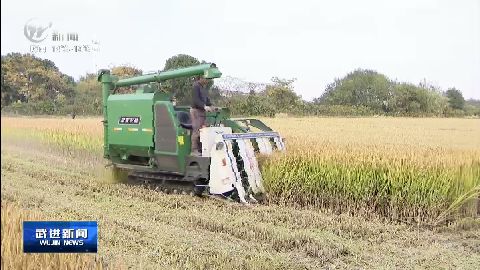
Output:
176,111,192,129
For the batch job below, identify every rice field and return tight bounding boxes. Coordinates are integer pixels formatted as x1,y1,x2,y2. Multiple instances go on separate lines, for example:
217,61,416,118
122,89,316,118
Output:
262,118,480,223
1,116,480,269
2,117,479,223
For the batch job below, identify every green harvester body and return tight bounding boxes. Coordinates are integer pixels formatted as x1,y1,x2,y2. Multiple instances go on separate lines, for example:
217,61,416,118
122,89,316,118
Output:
98,63,273,177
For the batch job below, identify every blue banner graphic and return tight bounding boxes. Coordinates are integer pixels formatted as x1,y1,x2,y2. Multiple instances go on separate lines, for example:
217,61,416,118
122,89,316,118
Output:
23,221,97,253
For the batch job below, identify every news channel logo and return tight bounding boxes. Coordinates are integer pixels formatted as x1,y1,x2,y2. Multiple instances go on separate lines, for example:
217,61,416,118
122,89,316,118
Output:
24,18,53,43
23,18,100,54
23,221,98,253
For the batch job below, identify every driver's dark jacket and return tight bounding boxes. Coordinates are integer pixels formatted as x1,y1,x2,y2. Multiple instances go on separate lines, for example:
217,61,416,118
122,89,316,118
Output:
191,82,211,110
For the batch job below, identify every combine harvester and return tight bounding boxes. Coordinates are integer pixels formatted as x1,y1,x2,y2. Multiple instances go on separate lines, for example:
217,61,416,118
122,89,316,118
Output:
98,63,286,203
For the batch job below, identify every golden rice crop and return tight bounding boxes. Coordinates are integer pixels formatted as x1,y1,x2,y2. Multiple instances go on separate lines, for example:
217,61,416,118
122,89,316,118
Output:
1,117,102,154
2,116,479,223
261,117,480,223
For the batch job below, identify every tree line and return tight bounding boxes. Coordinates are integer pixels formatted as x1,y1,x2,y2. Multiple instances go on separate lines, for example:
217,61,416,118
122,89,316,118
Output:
1,52,479,117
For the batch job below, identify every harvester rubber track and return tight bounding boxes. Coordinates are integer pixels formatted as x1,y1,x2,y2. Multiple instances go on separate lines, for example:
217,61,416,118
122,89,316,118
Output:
126,171,254,203
127,171,201,196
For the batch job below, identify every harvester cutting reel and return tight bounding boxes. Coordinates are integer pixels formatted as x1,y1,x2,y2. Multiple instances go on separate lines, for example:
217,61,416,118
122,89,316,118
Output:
200,127,286,204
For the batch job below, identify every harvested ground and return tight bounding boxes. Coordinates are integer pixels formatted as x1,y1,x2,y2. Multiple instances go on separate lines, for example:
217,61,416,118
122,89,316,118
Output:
2,138,479,269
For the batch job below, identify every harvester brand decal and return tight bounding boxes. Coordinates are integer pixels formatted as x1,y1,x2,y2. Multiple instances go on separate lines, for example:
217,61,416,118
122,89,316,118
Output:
222,132,279,140
119,116,141,125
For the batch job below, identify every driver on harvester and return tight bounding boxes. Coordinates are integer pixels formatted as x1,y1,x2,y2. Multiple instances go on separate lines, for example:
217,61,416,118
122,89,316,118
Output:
190,76,213,156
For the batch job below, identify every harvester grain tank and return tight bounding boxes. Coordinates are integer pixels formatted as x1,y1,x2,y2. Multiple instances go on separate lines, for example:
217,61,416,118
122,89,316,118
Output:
98,63,286,203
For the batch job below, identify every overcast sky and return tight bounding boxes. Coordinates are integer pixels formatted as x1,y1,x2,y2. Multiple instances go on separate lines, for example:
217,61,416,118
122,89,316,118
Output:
2,0,479,100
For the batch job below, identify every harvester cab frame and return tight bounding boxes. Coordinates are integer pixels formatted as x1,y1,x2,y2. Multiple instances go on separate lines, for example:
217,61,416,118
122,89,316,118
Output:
97,63,286,203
